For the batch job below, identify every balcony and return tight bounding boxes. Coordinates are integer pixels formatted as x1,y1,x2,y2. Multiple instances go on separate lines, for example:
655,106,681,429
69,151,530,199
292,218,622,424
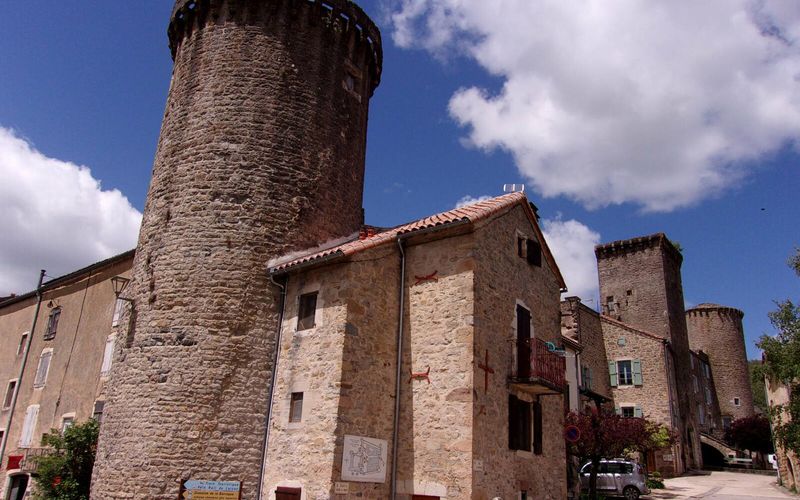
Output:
509,338,566,394
5,447,57,473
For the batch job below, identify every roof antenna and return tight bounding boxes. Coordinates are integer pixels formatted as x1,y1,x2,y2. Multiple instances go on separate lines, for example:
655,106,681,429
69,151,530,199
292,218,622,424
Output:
503,184,525,193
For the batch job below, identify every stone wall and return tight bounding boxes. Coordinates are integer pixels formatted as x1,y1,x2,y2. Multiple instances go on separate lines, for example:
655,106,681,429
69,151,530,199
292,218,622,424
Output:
560,298,612,404
601,318,686,476
766,377,798,490
473,205,566,500
0,255,132,485
687,305,755,422
91,1,382,498
688,350,723,437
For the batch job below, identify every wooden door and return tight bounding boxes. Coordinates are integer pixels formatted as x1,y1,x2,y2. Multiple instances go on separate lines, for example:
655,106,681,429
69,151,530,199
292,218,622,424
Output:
276,487,301,500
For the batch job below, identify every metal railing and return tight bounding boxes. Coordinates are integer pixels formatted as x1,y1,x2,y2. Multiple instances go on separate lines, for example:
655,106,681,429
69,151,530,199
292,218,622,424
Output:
5,447,58,472
515,338,566,389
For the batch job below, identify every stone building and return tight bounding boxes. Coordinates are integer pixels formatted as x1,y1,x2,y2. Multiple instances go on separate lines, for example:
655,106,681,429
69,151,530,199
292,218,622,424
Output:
263,193,569,499
687,304,755,427
0,252,133,498
560,297,612,409
766,377,799,490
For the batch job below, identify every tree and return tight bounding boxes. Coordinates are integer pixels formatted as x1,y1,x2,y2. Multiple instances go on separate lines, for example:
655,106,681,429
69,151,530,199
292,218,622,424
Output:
565,408,673,500
32,419,99,500
759,248,800,455
749,360,768,413
724,415,774,454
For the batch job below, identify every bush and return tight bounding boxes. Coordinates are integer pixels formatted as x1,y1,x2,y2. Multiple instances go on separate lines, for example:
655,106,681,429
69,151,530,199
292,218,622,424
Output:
32,419,99,500
646,471,665,489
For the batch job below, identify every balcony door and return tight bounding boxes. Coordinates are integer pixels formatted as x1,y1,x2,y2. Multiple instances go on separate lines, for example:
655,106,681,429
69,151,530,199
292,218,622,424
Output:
516,304,532,378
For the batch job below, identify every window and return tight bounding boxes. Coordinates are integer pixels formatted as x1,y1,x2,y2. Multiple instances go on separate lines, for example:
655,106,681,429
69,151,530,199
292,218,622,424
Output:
703,363,711,378
515,305,532,378
526,239,542,267
520,492,528,500
33,349,53,388
111,298,125,327
605,296,616,314
17,332,28,356
580,365,593,391
621,406,635,418
3,380,17,409
93,400,105,424
508,394,532,452
705,386,712,405
19,404,39,447
0,429,4,443
101,334,116,375
698,404,705,425
609,359,642,387
618,360,633,385
61,416,75,433
44,307,61,340
722,416,732,430
517,237,525,258
692,375,699,393
289,392,304,423
733,397,741,406
297,292,318,331
618,405,642,418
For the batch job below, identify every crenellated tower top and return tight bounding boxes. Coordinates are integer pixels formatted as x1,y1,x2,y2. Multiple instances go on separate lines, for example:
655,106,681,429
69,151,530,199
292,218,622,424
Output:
168,0,382,94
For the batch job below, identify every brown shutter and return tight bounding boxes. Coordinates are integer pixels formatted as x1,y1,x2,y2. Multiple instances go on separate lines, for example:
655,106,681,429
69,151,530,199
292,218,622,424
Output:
533,400,543,455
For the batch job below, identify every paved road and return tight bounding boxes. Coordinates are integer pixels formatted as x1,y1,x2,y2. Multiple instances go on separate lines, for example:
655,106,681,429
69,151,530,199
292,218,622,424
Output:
647,471,792,499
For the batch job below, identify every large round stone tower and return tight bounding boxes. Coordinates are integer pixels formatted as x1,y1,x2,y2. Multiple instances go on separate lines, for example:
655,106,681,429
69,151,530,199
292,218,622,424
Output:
91,1,381,498
686,304,755,424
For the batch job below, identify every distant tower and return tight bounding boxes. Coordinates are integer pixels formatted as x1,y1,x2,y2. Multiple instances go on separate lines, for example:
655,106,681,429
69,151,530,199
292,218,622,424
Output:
91,1,381,498
595,234,696,460
687,304,755,423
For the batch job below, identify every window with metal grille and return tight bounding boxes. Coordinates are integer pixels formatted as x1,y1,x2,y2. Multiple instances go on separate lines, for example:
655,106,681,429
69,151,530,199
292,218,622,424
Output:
44,307,61,340
297,292,318,331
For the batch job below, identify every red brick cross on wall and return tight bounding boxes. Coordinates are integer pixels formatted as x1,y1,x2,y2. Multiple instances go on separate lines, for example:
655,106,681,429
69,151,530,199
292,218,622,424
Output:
478,349,494,393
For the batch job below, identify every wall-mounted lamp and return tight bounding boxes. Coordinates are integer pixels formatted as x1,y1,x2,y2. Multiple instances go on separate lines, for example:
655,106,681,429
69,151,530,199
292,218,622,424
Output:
111,276,134,304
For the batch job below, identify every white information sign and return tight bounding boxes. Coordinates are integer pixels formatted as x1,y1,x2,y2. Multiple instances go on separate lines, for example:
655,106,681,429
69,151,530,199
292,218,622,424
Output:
334,482,350,494
341,435,388,483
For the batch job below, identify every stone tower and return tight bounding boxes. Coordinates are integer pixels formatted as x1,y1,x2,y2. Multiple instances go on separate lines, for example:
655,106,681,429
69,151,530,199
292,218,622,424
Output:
687,304,755,423
91,1,381,498
595,234,697,461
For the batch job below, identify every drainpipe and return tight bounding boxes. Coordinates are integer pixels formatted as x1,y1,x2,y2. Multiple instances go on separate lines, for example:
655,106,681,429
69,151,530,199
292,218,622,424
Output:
390,236,407,500
257,273,288,500
0,270,46,467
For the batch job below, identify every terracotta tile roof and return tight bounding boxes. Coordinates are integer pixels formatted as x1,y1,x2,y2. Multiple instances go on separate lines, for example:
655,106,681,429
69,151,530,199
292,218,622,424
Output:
269,192,566,289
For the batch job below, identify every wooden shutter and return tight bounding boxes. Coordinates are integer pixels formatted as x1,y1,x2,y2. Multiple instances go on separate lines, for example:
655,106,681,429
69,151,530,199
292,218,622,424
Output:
20,404,39,447
508,394,518,449
526,239,542,266
634,405,643,418
608,361,618,387
516,305,532,378
533,400,543,455
632,359,643,386
34,350,52,388
101,335,115,375
614,405,621,415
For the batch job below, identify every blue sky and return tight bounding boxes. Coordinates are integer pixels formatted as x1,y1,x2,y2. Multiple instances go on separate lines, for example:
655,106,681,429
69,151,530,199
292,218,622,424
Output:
1,1,798,359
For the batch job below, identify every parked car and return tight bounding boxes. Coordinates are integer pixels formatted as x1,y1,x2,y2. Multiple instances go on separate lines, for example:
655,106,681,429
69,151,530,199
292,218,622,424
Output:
580,459,650,499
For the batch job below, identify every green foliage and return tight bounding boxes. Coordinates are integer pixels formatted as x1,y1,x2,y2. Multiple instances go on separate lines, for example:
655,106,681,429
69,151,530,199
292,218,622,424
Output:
724,415,774,453
32,419,99,500
749,360,768,413
646,471,665,489
759,248,800,455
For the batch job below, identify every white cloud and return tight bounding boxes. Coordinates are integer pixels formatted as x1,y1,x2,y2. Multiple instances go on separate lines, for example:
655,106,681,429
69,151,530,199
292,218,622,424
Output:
454,194,492,208
392,0,800,212
542,217,601,302
0,127,142,295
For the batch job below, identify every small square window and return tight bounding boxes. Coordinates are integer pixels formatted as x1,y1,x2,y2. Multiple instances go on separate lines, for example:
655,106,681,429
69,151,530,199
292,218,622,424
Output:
61,416,74,433
289,392,304,423
297,292,318,331
621,406,635,418
44,307,61,340
93,400,105,424
733,397,741,406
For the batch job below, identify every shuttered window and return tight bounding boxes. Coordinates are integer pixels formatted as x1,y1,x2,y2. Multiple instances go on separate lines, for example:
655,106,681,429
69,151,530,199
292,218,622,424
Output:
611,360,642,386
526,239,542,267
44,307,61,340
508,394,532,451
93,400,105,424
111,298,124,327
19,404,39,447
516,305,532,378
33,350,53,388
101,334,115,375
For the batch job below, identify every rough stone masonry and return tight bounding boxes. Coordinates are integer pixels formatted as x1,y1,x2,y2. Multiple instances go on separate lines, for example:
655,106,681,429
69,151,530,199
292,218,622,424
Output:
90,1,382,498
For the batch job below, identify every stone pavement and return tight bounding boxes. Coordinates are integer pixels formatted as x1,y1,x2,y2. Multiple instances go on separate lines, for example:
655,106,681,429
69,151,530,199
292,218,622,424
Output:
647,471,793,499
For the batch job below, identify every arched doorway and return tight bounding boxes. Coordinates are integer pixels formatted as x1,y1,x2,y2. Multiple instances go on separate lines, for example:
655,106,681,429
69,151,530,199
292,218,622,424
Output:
701,442,726,467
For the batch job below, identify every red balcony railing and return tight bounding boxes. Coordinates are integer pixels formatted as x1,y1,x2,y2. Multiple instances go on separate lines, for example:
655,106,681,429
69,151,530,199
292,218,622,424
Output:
514,338,566,391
